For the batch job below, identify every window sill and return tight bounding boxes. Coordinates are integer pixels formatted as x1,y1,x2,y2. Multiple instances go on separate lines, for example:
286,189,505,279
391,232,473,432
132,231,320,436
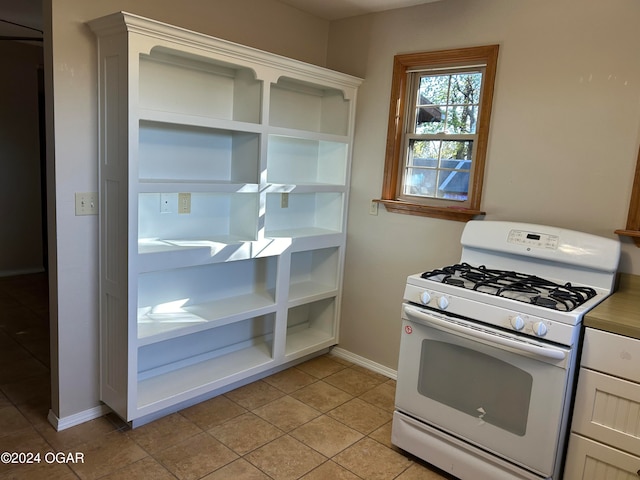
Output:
375,199,485,222
615,229,640,247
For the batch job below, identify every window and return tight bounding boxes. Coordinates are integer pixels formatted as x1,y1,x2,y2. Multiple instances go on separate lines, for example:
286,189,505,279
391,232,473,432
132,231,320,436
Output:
379,45,499,221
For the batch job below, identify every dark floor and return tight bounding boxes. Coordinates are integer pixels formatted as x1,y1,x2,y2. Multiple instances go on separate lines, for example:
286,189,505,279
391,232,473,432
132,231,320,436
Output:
0,272,452,479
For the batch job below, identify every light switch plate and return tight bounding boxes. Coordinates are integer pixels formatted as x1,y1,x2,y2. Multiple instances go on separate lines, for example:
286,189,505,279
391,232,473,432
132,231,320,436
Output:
178,192,191,214
75,192,98,215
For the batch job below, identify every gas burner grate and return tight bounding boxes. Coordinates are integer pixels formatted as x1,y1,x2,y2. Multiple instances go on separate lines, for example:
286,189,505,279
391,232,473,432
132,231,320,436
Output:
421,263,596,312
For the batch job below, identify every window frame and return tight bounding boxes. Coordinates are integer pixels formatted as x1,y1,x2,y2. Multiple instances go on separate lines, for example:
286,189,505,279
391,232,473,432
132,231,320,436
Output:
379,45,499,221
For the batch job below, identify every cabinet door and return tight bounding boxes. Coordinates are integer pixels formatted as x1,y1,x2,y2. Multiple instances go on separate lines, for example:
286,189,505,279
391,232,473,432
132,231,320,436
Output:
564,434,640,480
572,368,640,456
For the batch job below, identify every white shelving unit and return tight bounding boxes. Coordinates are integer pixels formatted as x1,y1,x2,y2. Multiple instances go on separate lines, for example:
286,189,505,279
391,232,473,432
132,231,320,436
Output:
89,12,361,425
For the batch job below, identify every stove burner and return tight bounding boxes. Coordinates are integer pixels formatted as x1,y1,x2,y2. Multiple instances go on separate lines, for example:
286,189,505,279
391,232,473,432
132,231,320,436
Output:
421,263,596,312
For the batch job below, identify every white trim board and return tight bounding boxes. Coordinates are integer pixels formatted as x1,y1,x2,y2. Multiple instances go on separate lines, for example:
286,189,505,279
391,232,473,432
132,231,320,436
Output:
47,405,112,431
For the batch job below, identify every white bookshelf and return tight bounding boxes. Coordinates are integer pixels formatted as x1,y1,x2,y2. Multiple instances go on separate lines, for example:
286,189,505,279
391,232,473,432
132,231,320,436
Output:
89,11,360,425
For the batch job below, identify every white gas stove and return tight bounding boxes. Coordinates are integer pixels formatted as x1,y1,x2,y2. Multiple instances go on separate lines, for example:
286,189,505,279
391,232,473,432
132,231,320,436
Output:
393,221,620,480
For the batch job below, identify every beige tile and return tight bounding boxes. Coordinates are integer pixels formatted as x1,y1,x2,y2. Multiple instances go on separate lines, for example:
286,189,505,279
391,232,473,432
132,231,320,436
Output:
155,432,237,480
290,380,353,413
0,374,50,405
14,395,50,427
327,398,392,434
359,381,396,412
35,416,120,451
324,367,386,396
0,405,31,437
0,355,48,387
201,458,271,480
295,355,347,379
333,437,412,480
129,413,202,454
0,427,50,475
180,395,246,430
68,430,148,480
263,367,316,393
301,460,360,480
369,421,394,449
325,353,354,367
0,462,77,480
0,391,10,409
253,395,320,432
351,365,393,383
290,415,363,457
245,435,325,480
209,412,283,455
224,380,284,410
0,425,48,454
97,457,175,480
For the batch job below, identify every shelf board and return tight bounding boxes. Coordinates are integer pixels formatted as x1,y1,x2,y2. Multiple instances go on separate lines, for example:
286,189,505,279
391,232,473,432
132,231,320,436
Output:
284,327,335,357
137,181,260,193
139,108,263,134
139,237,253,254
137,341,272,411
268,126,349,144
138,291,276,346
289,281,337,305
265,227,342,239
137,237,293,272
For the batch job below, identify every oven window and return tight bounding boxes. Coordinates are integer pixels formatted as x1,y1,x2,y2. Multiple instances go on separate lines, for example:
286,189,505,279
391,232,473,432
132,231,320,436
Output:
418,340,532,436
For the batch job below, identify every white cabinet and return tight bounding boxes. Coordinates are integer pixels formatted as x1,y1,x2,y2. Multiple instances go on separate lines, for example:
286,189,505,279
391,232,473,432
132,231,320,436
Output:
89,12,361,425
564,328,640,479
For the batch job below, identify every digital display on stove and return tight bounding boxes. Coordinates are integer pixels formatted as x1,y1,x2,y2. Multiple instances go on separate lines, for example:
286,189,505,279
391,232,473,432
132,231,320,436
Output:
508,229,559,249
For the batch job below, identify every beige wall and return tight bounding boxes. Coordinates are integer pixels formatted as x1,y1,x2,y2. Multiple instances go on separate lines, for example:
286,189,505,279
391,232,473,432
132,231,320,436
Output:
46,0,330,421
328,0,640,369
47,0,640,422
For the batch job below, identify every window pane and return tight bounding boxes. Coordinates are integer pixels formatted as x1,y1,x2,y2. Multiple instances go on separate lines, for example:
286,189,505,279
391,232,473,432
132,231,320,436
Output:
405,139,472,201
445,105,479,134
404,168,437,196
415,71,482,135
449,73,482,105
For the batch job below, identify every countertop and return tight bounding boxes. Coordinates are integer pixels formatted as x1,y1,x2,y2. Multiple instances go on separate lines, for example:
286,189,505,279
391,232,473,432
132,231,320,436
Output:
584,273,640,339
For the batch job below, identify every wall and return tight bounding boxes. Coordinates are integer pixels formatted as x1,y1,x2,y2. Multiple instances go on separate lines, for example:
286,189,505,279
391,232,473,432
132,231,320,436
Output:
45,0,330,422
0,41,44,276
327,0,640,369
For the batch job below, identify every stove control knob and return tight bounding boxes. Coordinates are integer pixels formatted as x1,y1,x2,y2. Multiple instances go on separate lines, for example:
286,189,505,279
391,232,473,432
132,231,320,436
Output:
420,292,431,305
532,321,548,337
437,296,449,310
510,315,525,331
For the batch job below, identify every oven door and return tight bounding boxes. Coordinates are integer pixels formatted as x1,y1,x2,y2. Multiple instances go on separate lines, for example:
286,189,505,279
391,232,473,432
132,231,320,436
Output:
395,303,573,476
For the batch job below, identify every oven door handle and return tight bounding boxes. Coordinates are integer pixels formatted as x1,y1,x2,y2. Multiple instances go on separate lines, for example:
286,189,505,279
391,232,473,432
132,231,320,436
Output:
403,305,567,361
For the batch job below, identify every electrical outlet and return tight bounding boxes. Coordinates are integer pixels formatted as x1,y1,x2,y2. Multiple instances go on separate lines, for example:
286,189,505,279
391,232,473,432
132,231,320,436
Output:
178,192,191,214
369,200,379,216
281,192,289,208
160,193,174,213
75,192,98,216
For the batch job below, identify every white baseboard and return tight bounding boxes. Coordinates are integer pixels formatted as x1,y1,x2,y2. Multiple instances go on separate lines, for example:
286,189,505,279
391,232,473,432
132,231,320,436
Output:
47,405,112,431
331,347,397,380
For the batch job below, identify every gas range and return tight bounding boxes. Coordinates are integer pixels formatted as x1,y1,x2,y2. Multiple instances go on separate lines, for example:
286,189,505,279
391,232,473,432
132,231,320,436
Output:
403,221,620,347
393,221,621,480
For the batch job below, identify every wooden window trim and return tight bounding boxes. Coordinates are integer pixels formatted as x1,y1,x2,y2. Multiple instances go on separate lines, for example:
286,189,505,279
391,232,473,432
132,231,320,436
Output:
379,45,499,222
615,145,640,246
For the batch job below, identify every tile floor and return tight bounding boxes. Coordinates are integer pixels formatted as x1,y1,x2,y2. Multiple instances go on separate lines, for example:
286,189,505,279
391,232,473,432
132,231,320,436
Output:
0,273,454,480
